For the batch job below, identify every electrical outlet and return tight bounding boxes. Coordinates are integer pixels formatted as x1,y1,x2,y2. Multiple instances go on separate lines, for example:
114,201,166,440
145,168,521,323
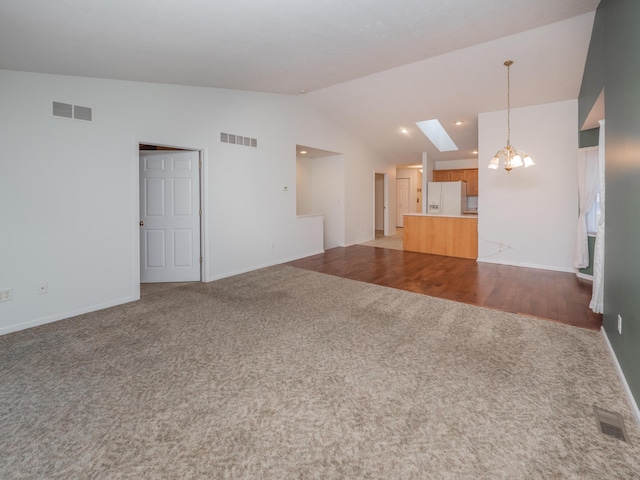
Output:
37,281,48,295
617,314,622,334
0,288,13,302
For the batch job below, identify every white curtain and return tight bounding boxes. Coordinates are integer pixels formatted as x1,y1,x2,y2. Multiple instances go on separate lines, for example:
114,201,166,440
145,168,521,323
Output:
590,120,605,314
573,146,599,269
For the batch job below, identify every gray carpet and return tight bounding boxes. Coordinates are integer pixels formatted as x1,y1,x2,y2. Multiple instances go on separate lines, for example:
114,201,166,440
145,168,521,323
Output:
1,265,638,479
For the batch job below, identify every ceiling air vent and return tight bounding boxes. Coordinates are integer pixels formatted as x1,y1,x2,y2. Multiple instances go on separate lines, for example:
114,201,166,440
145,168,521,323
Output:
52,101,93,122
220,132,257,148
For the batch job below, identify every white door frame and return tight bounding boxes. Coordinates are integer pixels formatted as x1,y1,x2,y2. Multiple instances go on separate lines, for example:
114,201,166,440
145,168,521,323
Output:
383,174,390,236
133,141,208,299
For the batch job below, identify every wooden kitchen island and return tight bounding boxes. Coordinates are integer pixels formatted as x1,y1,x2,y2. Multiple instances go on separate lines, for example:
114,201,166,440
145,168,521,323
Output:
403,214,478,259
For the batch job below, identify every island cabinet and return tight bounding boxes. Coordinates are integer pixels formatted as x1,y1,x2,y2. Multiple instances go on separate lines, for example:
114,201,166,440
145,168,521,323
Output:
432,168,478,195
403,214,478,259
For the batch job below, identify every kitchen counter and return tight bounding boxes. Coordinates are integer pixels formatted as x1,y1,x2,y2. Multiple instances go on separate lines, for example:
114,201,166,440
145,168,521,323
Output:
403,214,478,259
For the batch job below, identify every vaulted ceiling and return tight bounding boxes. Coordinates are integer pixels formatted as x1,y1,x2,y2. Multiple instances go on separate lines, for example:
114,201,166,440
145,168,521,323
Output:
0,0,600,164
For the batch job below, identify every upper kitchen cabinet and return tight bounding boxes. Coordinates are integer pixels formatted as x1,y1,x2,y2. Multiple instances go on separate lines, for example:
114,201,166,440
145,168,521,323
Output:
432,168,478,196
432,170,450,182
449,170,467,183
464,169,478,196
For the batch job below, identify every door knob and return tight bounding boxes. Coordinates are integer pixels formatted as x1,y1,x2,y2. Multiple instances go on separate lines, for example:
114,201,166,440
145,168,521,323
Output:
139,221,144,226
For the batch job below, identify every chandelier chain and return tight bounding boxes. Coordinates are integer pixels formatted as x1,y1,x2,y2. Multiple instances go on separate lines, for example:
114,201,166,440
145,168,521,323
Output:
488,59,534,172
506,60,511,147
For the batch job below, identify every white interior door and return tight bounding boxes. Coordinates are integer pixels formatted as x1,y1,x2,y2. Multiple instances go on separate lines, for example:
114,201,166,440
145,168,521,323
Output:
140,150,201,283
396,178,410,228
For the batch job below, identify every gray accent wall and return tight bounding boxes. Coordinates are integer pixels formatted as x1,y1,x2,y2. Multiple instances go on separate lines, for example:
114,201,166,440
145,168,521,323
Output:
579,128,599,148
579,0,640,406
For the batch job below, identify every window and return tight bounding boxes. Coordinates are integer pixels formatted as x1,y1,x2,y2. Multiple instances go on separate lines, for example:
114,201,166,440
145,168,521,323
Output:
586,191,601,235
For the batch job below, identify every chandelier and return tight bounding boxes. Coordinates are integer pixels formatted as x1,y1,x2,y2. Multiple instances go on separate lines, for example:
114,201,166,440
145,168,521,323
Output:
488,60,534,172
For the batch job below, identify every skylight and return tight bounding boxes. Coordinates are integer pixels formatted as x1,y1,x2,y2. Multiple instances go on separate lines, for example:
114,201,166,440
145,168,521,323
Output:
415,119,459,152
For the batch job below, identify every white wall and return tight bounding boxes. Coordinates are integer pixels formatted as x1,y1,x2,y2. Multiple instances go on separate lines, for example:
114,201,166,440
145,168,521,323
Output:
478,99,578,272
296,153,347,249
310,154,345,249
435,159,479,170
422,152,431,214
344,145,397,245
296,156,313,215
0,69,394,334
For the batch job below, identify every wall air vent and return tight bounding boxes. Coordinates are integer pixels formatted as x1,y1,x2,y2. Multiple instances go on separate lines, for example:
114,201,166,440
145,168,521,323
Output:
52,101,73,119
220,132,257,148
52,101,93,122
73,105,92,122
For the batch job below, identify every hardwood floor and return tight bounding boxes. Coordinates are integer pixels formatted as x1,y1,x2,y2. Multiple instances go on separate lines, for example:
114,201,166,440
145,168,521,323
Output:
287,245,602,330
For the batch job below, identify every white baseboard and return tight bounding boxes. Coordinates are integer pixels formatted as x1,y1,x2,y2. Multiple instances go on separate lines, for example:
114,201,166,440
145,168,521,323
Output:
576,272,594,281
0,295,138,336
601,327,640,426
476,257,574,273
205,249,325,282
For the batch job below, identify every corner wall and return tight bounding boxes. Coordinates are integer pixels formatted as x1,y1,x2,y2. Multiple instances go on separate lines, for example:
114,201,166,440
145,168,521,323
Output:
0,69,394,334
478,100,578,271
579,0,640,410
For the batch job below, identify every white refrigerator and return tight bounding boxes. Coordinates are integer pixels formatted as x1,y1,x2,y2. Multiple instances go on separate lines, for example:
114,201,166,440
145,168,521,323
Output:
427,181,466,215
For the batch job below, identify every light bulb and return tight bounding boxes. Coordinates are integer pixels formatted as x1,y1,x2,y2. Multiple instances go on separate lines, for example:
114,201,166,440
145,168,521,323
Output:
512,155,523,168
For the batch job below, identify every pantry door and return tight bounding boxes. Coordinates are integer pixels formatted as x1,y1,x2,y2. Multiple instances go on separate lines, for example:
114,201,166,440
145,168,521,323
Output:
139,150,201,283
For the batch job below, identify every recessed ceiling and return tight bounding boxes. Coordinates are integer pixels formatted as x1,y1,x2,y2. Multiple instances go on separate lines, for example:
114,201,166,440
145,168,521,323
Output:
0,0,600,164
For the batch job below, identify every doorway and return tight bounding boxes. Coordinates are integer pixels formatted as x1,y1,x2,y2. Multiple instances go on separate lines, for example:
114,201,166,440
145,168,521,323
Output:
374,173,388,237
138,146,203,283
